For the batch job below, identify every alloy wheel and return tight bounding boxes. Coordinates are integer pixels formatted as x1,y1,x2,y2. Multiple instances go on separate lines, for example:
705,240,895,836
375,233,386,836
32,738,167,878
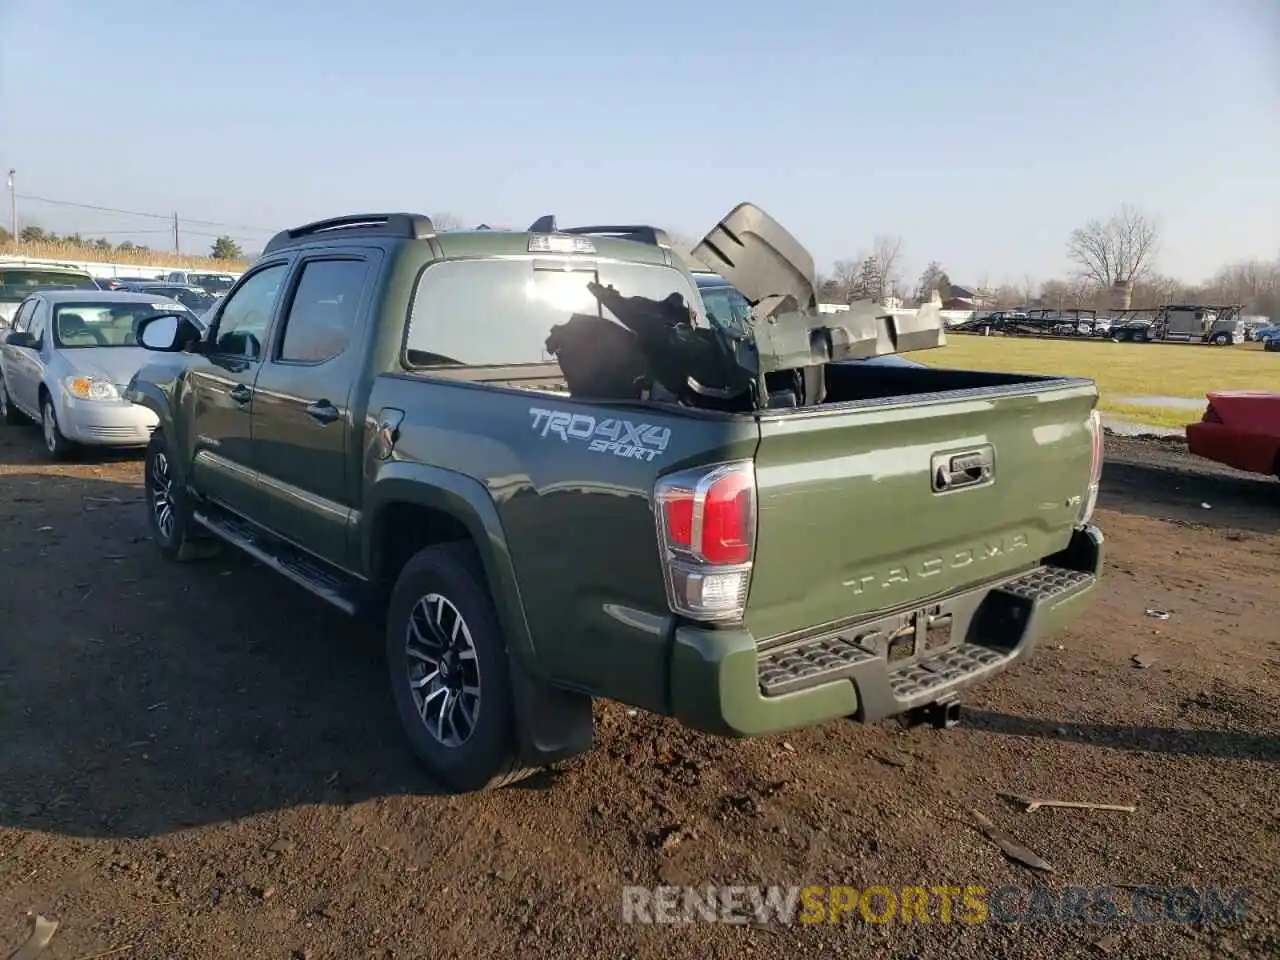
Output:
42,403,58,453
404,593,482,748
149,449,176,541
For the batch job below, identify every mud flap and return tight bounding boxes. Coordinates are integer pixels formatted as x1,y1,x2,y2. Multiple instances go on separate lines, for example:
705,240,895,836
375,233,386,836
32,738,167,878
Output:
507,655,595,766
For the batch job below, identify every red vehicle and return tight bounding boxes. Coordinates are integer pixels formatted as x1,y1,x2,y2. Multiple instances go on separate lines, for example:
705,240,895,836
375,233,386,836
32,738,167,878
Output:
1186,391,1280,479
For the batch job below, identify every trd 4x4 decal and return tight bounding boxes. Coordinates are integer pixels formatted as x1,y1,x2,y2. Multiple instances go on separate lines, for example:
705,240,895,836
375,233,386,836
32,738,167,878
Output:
528,407,671,462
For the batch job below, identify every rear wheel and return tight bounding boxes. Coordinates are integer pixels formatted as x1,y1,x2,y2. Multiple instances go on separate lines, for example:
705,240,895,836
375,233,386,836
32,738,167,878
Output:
386,542,536,793
0,376,24,425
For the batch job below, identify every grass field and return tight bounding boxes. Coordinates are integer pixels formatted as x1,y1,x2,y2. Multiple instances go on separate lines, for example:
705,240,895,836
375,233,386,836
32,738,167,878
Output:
905,334,1277,429
1,240,249,271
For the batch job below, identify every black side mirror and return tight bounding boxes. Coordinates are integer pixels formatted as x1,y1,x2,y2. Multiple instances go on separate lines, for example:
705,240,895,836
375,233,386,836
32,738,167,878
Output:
137,312,204,352
4,331,35,349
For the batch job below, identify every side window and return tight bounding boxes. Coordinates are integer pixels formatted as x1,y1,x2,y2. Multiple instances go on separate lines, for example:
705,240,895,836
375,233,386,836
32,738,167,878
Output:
27,302,48,346
277,259,369,364
10,300,34,333
212,264,288,359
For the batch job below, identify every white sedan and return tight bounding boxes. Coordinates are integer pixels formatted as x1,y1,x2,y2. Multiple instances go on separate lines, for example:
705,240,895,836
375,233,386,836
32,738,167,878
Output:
0,290,198,459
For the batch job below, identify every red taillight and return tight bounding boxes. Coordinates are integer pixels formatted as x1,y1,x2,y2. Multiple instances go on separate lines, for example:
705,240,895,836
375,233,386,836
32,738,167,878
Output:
663,497,694,548
701,471,753,564
654,461,756,622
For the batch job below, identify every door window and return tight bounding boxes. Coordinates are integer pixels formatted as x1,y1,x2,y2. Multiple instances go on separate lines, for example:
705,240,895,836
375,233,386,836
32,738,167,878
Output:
212,264,288,359
277,259,370,364
27,301,48,348
10,299,35,333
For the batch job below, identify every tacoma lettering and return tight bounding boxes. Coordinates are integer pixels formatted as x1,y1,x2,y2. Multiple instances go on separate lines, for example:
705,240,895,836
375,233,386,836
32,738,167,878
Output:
843,535,1030,595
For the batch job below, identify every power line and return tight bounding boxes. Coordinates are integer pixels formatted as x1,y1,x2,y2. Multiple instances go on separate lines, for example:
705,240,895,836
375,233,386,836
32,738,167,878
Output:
15,193,274,234
40,228,256,240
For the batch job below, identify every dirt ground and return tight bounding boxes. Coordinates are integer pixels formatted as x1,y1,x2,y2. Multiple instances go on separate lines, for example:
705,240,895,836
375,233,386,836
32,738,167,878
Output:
1,424,1276,960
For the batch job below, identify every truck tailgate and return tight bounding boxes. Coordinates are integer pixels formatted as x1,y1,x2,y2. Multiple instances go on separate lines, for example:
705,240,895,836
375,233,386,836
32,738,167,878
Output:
745,380,1098,641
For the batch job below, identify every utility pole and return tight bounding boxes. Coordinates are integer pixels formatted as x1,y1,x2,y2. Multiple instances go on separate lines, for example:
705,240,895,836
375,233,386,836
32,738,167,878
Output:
172,211,180,254
6,169,16,241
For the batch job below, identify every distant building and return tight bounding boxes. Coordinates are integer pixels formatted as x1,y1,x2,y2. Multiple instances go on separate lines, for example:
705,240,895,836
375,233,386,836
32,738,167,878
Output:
941,284,992,312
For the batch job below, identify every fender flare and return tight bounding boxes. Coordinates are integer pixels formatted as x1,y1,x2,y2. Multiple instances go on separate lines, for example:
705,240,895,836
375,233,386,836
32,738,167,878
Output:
363,462,538,667
363,463,594,765
127,378,185,477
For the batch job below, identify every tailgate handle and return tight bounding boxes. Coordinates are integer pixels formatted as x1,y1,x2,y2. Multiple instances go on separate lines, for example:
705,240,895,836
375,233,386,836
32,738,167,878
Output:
932,446,994,493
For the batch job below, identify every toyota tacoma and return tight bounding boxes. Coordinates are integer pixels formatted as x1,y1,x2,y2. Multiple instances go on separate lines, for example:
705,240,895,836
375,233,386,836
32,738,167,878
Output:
125,203,1104,792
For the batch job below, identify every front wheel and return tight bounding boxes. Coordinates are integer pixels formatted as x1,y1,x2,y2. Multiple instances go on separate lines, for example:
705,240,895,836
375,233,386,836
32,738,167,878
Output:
386,542,536,793
144,431,217,561
40,396,75,460
1210,333,1231,346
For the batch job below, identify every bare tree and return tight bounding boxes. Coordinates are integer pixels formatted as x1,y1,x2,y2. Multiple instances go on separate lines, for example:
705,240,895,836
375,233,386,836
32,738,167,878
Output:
431,211,465,231
871,235,904,299
831,258,864,302
1066,204,1160,288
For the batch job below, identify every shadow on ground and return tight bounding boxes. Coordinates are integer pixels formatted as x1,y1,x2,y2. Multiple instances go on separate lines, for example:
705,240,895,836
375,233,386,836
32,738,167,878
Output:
1098,458,1279,534
963,709,1279,762
0,462,488,842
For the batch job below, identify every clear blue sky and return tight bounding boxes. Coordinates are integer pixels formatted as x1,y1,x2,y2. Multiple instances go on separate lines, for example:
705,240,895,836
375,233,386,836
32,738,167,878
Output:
2,0,1276,286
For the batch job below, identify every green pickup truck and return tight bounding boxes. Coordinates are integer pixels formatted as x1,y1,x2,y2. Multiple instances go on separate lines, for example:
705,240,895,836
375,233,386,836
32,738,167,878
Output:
126,204,1104,792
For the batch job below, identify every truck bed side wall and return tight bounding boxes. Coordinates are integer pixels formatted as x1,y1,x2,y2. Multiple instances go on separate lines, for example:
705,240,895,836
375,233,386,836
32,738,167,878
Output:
360,375,759,716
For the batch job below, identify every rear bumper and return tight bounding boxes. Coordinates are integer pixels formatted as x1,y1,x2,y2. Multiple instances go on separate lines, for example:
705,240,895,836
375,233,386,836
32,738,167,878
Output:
669,524,1104,738
1186,422,1278,477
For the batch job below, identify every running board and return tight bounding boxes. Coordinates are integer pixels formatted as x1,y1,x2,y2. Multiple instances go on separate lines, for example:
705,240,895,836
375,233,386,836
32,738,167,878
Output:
192,507,364,616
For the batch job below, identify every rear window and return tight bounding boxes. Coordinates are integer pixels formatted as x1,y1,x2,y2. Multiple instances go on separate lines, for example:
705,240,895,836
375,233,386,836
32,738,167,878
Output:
404,257,701,366
0,268,98,301
697,283,753,339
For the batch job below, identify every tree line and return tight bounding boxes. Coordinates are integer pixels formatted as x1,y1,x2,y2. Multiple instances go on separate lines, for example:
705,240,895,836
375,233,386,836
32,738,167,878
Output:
1,224,246,261
6,206,1277,317
676,204,1276,318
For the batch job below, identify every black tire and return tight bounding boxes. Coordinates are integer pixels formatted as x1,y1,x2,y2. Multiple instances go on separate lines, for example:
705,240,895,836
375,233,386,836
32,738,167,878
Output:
386,542,535,793
0,376,25,425
1210,333,1230,346
40,394,75,461
144,430,218,562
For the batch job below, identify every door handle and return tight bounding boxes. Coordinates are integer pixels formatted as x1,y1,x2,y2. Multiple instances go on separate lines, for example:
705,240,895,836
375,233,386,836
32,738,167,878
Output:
229,383,253,404
305,400,341,424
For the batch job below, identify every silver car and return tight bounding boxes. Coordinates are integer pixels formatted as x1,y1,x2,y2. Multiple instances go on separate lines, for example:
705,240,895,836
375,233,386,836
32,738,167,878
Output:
0,290,195,459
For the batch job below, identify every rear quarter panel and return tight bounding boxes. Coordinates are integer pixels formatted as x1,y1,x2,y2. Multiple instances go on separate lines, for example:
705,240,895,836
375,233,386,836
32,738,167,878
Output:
363,375,759,712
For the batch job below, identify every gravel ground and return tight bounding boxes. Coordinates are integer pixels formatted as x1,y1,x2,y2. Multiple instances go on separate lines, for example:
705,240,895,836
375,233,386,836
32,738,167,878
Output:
0,424,1276,960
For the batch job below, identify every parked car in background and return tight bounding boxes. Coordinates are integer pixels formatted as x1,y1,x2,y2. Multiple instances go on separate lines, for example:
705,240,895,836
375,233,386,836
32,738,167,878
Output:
96,275,163,291
1,265,99,332
164,270,237,295
118,281,219,317
0,290,200,459
1186,392,1280,480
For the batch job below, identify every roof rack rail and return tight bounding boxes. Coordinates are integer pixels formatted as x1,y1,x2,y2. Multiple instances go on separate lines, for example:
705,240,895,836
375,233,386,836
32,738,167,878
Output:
524,216,671,248
263,212,436,255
